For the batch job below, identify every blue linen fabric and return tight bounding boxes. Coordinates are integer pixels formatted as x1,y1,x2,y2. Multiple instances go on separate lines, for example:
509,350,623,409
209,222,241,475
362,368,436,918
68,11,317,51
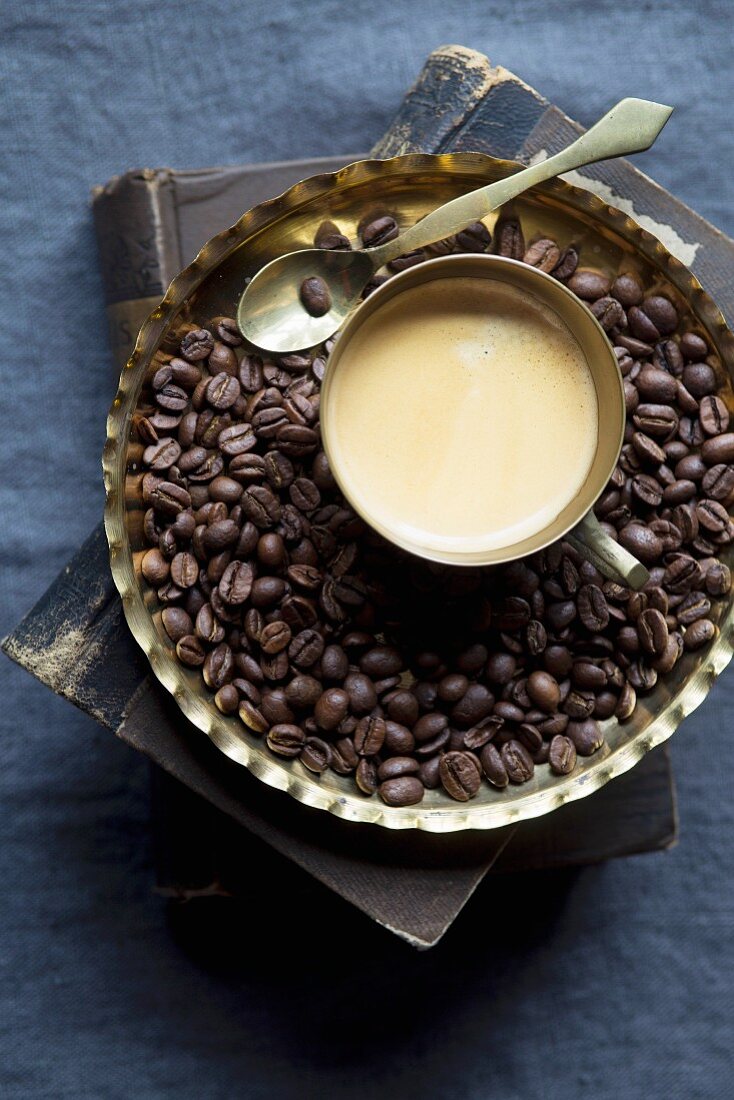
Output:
1,1,733,1096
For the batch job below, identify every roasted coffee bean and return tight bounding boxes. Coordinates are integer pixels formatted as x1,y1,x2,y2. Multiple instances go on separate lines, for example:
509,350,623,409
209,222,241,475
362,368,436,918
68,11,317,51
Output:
663,479,696,505
259,620,291,656
378,761,418,787
359,646,403,678
288,628,324,668
706,561,731,596
633,404,678,440
571,661,606,691
683,362,717,398
300,737,332,774
314,219,351,250
618,524,663,563
413,712,449,744
352,715,385,756
616,333,653,358
476,743,507,788
361,215,399,247
284,675,322,710
626,661,658,692
267,724,305,758
551,246,579,281
637,608,669,656
202,642,234,690
237,698,268,734
314,687,350,731
702,432,734,466
525,670,560,713
494,217,524,259
501,740,534,784
439,751,481,801
170,551,198,589
202,519,239,554
567,269,610,300
610,272,643,306
176,635,205,667
144,438,182,470
676,591,711,625
384,721,415,756
241,485,282,529
206,372,240,411
697,499,729,533
523,237,560,271
547,600,577,632
591,296,625,331
684,619,715,650
636,365,678,403
463,717,503,751
378,776,424,807
628,305,661,343
260,650,290,682
214,683,239,715
701,463,734,500
155,382,189,413
209,316,242,347
549,734,577,775
593,691,617,720
355,757,379,794
566,718,604,756
680,332,708,360
698,395,729,437
341,672,376,715
663,555,704,593
162,607,193,643
418,757,442,790
141,548,170,586
180,328,214,361
451,683,495,726
525,619,547,655
518,723,543,753
496,595,531,631
300,276,332,317
653,339,684,376
632,432,666,466
326,737,356,775
577,584,610,631
485,652,518,687
540,646,571,680
456,220,491,252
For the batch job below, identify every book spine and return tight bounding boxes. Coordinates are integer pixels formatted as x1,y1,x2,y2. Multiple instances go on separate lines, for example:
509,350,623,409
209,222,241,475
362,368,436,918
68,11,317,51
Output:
370,45,498,157
91,168,183,370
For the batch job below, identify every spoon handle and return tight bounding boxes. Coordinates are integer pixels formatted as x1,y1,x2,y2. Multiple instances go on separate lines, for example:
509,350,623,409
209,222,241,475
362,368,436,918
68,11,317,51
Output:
368,97,673,267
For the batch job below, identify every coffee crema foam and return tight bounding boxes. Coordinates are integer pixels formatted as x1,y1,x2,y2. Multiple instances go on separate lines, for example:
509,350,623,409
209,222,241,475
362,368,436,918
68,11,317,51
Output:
327,276,598,553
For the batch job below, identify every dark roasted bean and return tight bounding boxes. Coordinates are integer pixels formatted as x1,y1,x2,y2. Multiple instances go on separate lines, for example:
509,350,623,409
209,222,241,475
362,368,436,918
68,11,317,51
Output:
549,734,577,775
501,740,534,783
439,751,482,801
378,776,424,807
683,619,715,650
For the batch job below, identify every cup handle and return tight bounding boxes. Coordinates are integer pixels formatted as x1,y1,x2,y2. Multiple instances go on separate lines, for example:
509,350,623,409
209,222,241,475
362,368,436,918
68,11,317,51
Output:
566,511,650,590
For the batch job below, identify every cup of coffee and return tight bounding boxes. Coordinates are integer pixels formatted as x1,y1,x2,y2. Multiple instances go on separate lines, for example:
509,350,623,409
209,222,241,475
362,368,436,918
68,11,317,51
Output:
320,254,649,589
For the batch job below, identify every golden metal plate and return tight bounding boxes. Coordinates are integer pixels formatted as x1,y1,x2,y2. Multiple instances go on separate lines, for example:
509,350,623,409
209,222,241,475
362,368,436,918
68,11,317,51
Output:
103,153,734,832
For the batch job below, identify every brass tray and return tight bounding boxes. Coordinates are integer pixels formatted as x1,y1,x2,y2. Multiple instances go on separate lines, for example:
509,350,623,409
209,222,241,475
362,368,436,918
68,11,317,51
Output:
103,153,734,832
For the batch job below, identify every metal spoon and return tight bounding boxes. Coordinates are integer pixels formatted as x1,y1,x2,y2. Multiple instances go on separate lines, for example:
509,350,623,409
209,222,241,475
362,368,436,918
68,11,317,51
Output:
237,97,672,354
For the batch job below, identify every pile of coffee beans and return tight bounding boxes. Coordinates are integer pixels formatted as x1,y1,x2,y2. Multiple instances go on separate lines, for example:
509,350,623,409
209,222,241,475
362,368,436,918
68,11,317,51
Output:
136,210,732,808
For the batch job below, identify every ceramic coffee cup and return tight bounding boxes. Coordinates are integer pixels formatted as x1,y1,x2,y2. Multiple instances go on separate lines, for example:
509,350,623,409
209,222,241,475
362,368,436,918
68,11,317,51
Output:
319,253,649,589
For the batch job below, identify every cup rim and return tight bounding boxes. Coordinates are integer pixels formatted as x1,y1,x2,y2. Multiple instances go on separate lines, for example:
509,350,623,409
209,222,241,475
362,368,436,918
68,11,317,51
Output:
320,252,625,566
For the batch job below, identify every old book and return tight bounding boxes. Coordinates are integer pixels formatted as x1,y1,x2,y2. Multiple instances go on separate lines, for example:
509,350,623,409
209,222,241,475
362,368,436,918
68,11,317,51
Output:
5,44,709,947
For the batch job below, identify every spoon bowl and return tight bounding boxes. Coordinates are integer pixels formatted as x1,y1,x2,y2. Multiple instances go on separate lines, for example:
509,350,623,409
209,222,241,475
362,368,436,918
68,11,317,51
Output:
237,247,373,353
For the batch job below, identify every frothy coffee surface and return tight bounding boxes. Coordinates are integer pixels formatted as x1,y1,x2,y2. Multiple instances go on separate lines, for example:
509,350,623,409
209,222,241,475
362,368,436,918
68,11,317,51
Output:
327,276,598,553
